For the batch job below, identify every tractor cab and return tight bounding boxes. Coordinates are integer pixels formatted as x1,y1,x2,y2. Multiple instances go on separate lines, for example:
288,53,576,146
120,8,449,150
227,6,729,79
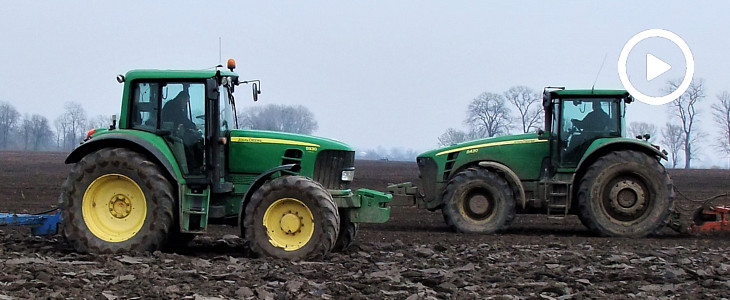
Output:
119,60,259,189
542,88,633,168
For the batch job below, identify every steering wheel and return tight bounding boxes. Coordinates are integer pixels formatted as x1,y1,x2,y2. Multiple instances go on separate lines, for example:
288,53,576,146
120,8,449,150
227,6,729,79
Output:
570,119,583,134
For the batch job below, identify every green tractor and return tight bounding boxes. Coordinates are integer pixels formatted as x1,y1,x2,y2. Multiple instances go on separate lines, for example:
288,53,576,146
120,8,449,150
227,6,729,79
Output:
392,87,673,237
61,60,391,259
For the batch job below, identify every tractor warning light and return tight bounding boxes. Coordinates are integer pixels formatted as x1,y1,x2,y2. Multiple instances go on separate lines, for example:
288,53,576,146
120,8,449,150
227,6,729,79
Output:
227,59,236,71
85,128,96,141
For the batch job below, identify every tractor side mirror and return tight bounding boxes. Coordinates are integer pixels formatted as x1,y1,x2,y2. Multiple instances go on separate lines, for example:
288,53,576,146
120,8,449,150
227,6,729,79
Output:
252,83,260,102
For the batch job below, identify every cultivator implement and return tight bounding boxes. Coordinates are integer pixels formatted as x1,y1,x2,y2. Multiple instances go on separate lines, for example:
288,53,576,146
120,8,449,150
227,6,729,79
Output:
0,211,61,235
652,190,730,235
691,205,730,233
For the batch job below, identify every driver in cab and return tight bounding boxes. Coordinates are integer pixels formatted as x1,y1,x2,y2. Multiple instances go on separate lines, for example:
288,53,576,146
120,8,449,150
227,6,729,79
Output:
572,101,610,132
161,91,196,132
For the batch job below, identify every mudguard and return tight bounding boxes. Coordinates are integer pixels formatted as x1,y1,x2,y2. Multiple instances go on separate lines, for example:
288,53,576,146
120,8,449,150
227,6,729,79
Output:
65,133,181,181
576,138,667,175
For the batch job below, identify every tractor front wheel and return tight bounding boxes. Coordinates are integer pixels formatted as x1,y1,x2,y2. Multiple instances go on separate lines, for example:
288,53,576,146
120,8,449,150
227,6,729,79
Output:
60,148,175,253
243,176,339,259
441,167,515,233
577,150,674,237
332,208,358,252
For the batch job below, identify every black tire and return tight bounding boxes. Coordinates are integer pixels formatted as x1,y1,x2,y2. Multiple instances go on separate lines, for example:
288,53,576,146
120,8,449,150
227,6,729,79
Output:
441,167,516,233
60,148,175,253
577,150,674,237
243,176,339,260
332,208,358,252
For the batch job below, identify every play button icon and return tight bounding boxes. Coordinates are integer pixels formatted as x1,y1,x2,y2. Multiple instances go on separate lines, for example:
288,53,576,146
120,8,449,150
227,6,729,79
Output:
618,29,694,105
646,53,671,81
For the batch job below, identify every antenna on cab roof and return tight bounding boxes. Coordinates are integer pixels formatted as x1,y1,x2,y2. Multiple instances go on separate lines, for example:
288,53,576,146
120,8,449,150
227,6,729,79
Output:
591,53,608,94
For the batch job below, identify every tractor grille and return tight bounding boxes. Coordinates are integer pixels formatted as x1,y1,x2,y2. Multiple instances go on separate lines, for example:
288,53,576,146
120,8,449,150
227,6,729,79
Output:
313,150,355,190
417,157,438,203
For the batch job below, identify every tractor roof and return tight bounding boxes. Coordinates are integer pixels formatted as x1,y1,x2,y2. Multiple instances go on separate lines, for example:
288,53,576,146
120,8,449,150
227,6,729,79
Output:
551,89,630,98
124,69,238,81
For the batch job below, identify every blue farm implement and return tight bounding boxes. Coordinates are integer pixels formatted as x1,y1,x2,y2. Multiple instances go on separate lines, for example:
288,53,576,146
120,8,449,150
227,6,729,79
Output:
0,211,60,235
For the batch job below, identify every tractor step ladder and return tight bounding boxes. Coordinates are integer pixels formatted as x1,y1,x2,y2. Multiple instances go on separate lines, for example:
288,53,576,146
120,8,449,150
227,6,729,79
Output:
546,182,571,219
181,186,210,233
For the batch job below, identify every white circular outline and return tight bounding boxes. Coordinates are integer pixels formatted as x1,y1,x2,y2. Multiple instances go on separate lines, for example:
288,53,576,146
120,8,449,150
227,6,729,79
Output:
617,29,694,105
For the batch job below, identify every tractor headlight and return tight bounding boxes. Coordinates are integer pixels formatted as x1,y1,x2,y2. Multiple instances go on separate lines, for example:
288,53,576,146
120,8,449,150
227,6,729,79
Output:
341,169,355,182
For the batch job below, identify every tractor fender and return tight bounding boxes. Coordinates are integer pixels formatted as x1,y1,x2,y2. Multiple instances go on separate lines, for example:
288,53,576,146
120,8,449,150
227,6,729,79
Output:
574,138,667,185
238,164,302,221
65,133,181,182
477,161,526,209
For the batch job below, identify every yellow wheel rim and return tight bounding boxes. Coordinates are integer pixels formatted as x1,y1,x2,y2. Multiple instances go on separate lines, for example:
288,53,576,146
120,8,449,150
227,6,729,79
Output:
262,198,315,251
82,174,147,243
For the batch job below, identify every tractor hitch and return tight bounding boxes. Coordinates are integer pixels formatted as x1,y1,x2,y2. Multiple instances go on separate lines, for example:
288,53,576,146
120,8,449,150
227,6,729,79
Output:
386,182,425,207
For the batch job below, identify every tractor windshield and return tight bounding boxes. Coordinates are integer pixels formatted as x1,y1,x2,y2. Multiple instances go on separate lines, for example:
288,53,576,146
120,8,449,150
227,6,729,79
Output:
220,77,238,132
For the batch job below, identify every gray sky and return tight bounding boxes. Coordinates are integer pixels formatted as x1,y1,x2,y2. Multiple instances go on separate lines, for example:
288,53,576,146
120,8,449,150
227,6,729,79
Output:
1,2,728,166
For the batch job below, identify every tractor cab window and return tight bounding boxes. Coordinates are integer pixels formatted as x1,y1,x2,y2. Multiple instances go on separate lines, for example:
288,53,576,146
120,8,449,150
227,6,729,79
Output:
559,98,619,166
160,83,206,132
219,78,237,132
131,82,161,131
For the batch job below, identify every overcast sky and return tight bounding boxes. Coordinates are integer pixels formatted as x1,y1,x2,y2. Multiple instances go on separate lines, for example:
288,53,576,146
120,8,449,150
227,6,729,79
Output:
1,2,728,166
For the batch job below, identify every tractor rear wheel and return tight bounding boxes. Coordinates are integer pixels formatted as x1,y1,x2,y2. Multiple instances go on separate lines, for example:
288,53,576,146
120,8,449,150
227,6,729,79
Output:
332,208,358,252
243,176,339,259
577,150,674,237
441,167,515,233
60,148,175,253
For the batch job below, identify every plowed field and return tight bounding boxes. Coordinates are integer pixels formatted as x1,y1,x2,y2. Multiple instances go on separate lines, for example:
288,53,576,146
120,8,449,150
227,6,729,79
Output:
1,151,729,299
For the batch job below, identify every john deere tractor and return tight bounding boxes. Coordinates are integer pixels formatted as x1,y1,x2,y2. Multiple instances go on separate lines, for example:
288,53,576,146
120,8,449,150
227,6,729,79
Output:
392,87,673,237
60,60,390,259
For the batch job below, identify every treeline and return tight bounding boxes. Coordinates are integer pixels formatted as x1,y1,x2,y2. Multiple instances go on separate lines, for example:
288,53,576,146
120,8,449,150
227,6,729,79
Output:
442,80,730,169
355,147,419,162
437,85,543,147
236,104,418,161
0,101,111,152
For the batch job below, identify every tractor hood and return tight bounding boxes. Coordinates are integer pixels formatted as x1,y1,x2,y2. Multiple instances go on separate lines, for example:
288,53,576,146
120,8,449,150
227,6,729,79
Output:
229,129,353,152
419,133,540,158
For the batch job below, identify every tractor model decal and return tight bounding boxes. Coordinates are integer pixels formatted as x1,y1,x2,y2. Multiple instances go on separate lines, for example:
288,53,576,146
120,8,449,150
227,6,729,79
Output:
436,138,547,156
230,137,320,148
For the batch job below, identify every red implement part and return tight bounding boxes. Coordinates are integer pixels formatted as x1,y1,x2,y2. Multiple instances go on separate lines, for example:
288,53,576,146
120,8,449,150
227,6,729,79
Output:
691,206,730,233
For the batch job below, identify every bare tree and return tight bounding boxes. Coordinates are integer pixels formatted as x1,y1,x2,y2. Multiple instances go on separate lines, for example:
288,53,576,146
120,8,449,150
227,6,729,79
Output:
713,91,730,168
20,114,33,150
504,86,542,133
65,102,87,141
29,114,52,151
667,79,705,168
65,102,87,149
17,114,51,151
0,101,21,149
88,114,113,129
438,128,469,146
466,92,512,137
238,104,318,134
54,103,87,151
628,122,657,140
661,123,684,168
437,128,484,146
54,115,70,150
